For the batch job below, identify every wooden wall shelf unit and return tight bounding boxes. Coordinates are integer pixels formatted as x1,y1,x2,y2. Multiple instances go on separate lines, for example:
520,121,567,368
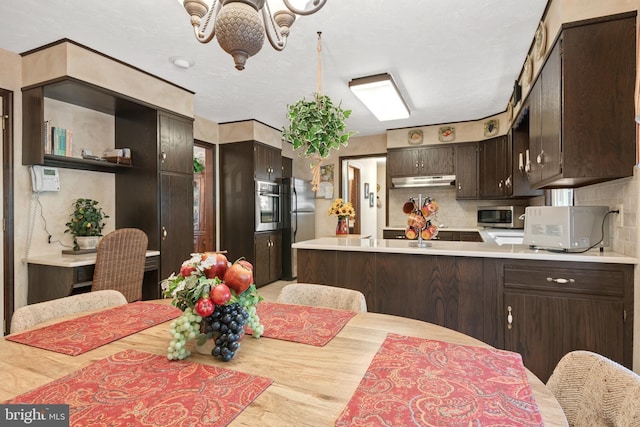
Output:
22,76,195,300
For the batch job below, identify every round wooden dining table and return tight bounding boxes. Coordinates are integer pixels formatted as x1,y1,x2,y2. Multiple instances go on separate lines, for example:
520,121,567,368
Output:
0,300,568,426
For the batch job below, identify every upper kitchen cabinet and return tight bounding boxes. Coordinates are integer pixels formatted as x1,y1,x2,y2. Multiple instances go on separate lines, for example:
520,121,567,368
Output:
525,12,636,189
254,143,282,181
159,112,194,174
454,143,479,199
479,136,511,199
387,145,454,178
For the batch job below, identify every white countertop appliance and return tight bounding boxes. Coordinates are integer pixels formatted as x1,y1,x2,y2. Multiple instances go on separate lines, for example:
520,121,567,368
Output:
522,206,610,252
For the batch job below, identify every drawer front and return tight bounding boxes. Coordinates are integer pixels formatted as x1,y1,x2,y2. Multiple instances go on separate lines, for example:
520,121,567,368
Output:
74,265,95,283
383,230,406,239
504,264,624,296
145,255,160,271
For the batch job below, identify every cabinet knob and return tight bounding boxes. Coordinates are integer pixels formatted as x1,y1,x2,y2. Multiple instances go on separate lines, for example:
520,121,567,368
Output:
536,150,545,166
160,151,167,162
498,180,503,189
505,175,512,188
507,305,513,330
162,226,167,240
458,183,462,190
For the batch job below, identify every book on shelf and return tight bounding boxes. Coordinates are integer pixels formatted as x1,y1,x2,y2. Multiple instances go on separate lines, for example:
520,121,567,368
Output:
43,121,51,154
50,126,72,157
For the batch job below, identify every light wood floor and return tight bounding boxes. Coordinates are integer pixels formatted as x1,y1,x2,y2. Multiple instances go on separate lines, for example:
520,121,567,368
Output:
257,279,297,302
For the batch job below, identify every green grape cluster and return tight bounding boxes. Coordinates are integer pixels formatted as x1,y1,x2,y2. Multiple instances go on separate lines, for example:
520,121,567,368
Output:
167,307,202,360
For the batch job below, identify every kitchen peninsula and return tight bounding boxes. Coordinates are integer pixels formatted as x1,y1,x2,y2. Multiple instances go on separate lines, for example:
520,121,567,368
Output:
293,236,636,382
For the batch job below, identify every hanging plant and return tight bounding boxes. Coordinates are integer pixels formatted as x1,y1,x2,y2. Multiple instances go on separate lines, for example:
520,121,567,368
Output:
282,32,357,191
283,92,355,156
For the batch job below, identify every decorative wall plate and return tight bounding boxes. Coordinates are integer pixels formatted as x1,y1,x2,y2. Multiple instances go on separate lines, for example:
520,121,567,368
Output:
523,54,533,87
506,100,513,123
408,130,424,145
484,119,499,137
438,126,455,142
534,21,546,60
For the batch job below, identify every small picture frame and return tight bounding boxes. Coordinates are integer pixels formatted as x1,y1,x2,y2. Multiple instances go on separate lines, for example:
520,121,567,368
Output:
364,183,369,199
369,192,374,208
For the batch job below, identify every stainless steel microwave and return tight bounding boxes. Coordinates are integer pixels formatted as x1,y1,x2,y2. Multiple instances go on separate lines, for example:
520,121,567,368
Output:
255,180,282,232
477,206,526,229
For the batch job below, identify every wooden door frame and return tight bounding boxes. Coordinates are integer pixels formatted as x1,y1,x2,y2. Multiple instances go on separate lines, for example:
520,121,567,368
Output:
194,140,215,253
2,89,14,335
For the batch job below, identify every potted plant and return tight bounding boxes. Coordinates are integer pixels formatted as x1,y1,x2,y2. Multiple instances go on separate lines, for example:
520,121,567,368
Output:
282,93,356,191
64,198,109,251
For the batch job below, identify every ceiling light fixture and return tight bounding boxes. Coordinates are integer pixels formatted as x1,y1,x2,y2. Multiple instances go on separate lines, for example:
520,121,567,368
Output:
349,73,410,121
169,56,195,69
181,0,327,70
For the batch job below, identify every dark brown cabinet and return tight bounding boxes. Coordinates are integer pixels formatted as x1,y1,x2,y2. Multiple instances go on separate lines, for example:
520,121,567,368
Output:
116,110,194,296
454,143,479,199
220,141,283,286
254,231,282,287
254,143,282,181
479,136,511,199
388,145,454,178
500,259,633,383
159,113,193,174
297,250,498,346
525,13,636,189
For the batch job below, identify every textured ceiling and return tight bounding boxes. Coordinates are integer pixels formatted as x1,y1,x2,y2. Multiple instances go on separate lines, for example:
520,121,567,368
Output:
0,0,547,136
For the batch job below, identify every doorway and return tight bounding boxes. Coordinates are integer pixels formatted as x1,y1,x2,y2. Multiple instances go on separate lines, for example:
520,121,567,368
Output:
340,155,386,238
1,89,13,335
193,141,215,253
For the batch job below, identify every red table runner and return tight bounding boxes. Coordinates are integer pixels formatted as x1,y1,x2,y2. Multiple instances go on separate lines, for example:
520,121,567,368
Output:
336,333,544,427
248,301,357,346
4,349,272,426
6,301,181,355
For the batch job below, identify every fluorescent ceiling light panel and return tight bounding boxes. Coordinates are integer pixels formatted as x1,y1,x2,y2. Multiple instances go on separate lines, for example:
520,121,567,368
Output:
349,73,409,121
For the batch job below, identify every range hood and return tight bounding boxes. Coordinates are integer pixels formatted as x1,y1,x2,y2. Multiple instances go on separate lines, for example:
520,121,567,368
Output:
391,175,456,188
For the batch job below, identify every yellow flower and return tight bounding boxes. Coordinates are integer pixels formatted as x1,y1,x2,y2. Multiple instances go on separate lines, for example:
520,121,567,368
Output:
328,198,355,218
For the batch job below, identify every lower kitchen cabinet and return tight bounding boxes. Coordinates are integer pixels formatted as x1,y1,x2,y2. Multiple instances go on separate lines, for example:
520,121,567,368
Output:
254,231,282,287
297,250,498,346
499,259,633,383
297,249,634,384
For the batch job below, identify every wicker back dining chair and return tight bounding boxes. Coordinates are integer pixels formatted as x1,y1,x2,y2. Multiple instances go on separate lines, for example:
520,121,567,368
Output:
10,290,128,334
546,350,640,426
276,283,367,312
92,228,148,302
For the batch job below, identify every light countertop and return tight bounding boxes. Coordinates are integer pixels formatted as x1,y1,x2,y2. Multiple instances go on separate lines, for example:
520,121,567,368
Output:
292,237,637,264
26,250,161,268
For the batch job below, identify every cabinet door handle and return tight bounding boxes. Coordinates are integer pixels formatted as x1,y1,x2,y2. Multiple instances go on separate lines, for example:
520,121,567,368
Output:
160,151,167,162
505,175,512,188
507,305,513,330
498,180,503,189
536,150,545,166
162,226,167,240
546,277,575,284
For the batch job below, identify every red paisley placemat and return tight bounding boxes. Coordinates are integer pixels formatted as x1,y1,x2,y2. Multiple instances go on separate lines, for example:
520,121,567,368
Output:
7,301,181,356
336,333,544,427
5,349,272,426
248,301,357,346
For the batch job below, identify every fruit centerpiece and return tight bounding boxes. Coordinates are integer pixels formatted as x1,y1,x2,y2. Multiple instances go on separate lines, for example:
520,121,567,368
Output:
161,252,264,362
403,195,439,242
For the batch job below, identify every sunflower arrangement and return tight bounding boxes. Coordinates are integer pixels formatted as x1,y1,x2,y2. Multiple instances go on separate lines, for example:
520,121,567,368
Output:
328,198,355,219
